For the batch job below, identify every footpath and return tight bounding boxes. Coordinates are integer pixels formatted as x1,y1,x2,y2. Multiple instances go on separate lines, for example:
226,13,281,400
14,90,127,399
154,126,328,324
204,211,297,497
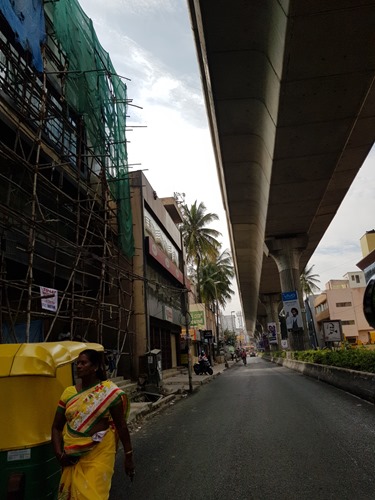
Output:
116,359,239,428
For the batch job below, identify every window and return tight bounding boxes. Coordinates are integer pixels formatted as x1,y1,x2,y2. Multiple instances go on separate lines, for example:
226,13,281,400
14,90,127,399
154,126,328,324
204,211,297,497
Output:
336,302,352,307
315,302,328,315
144,208,179,266
342,320,355,325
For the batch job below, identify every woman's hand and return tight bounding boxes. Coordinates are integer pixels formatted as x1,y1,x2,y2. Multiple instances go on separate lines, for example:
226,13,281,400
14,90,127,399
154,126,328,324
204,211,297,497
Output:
124,452,135,481
110,400,135,481
58,452,79,468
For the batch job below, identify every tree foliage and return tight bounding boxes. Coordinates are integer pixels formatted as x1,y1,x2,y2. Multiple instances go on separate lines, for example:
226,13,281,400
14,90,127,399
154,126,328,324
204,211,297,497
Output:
181,201,221,301
199,250,235,308
181,201,221,265
180,201,236,332
300,264,321,298
224,330,236,345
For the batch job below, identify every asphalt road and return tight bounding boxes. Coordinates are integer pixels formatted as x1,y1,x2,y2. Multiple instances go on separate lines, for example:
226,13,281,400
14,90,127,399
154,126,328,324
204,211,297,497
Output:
110,357,375,500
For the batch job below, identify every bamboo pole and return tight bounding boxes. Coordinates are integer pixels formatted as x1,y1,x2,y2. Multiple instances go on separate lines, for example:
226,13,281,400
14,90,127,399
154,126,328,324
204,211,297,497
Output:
25,49,47,342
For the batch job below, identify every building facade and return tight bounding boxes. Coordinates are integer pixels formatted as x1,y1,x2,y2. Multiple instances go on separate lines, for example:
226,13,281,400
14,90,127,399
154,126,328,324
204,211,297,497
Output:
130,171,189,376
314,273,373,345
357,230,375,283
0,0,135,375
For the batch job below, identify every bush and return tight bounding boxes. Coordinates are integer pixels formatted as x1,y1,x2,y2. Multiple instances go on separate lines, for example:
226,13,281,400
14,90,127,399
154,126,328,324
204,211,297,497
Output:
288,349,375,373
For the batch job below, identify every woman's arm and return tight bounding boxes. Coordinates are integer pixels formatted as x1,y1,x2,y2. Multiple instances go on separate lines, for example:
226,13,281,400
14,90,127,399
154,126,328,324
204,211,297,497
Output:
51,411,71,467
110,399,135,479
51,410,80,467
51,411,66,458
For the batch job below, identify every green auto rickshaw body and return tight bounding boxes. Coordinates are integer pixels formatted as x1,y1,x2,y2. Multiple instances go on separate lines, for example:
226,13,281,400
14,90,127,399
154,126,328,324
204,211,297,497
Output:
0,341,104,499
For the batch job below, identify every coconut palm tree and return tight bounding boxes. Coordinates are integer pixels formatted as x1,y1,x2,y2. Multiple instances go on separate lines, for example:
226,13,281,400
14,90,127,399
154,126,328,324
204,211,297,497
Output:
199,250,235,308
181,201,221,301
300,264,321,298
199,250,235,354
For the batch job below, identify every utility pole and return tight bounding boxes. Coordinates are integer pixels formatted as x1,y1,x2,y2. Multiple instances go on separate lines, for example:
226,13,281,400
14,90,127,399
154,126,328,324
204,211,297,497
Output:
185,311,193,393
231,311,236,343
181,289,193,393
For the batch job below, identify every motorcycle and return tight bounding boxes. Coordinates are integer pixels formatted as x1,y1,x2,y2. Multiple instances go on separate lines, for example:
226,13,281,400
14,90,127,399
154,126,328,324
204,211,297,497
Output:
193,358,213,375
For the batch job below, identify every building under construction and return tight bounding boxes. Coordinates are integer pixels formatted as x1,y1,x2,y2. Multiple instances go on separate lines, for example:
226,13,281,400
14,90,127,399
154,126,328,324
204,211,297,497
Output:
0,0,135,374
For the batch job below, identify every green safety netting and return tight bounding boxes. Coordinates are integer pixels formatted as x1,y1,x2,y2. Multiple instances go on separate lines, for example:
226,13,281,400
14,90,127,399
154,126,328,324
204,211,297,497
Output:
50,0,134,258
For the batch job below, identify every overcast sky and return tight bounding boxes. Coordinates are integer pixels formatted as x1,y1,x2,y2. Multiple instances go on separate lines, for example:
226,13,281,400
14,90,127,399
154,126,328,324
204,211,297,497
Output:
78,0,375,317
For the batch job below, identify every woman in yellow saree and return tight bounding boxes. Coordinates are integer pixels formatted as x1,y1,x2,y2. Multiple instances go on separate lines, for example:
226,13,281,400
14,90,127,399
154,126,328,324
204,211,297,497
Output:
51,349,135,500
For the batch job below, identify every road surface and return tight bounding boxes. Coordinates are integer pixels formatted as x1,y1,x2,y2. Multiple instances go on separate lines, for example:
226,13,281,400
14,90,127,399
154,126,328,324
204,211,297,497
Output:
110,356,375,500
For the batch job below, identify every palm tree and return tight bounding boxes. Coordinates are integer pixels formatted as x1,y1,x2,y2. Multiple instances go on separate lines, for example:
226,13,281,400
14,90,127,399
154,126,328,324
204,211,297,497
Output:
199,250,235,354
181,201,221,301
300,264,321,298
199,250,235,308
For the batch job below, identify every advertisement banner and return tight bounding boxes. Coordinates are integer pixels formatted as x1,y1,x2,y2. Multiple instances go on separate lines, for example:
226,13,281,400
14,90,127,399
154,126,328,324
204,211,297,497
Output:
322,320,342,342
282,291,302,332
267,322,277,344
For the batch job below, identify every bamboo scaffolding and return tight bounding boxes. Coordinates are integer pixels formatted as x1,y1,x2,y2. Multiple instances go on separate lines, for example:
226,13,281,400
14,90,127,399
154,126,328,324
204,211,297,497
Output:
0,23,134,354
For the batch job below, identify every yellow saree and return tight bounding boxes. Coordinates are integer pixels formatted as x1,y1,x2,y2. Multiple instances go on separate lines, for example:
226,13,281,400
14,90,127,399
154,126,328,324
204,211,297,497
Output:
57,380,127,500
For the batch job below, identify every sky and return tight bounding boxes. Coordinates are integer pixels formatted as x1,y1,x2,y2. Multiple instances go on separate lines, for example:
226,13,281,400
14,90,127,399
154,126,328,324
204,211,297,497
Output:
78,0,375,315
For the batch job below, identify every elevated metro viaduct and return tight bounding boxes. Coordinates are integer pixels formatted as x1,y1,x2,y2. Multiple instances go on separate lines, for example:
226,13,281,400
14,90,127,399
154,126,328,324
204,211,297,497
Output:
188,0,375,344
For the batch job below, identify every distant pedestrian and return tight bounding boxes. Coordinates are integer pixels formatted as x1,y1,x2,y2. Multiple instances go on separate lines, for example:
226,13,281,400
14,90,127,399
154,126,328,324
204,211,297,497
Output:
241,349,247,365
235,347,241,361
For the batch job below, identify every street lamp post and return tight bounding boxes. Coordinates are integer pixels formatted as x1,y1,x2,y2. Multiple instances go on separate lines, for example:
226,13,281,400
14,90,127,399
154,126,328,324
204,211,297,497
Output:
212,280,221,357
180,285,193,393
231,310,236,334
182,310,193,393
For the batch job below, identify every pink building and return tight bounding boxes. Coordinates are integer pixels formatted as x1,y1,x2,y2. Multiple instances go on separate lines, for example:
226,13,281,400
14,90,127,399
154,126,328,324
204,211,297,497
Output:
314,272,374,345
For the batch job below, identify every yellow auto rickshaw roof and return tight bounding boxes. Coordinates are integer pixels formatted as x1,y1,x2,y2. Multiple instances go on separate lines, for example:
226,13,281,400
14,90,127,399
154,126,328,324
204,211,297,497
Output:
0,341,104,377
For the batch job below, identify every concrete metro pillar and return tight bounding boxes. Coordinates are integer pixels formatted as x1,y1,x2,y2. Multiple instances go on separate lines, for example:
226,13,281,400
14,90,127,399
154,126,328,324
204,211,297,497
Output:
266,235,309,350
260,293,282,351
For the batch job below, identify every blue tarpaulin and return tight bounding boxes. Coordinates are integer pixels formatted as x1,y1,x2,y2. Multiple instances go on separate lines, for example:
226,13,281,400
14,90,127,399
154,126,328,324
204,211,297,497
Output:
2,320,44,343
0,0,46,72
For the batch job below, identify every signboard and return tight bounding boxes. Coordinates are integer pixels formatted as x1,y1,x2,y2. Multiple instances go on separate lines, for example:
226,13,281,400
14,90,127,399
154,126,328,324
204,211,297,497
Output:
146,236,184,285
267,322,277,344
163,305,173,323
180,327,197,341
322,320,342,342
40,286,58,312
190,309,206,329
282,290,303,332
281,339,288,349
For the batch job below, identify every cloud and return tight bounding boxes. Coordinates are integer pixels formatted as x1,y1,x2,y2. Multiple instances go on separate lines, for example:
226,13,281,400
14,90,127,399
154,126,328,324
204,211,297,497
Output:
80,0,176,17
79,0,206,130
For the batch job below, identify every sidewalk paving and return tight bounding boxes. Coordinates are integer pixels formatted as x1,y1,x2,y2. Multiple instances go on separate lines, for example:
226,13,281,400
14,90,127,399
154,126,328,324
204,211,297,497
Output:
127,359,239,426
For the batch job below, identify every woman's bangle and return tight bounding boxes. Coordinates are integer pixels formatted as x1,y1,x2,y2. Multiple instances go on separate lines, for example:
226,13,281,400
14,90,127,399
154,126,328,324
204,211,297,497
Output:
125,450,133,455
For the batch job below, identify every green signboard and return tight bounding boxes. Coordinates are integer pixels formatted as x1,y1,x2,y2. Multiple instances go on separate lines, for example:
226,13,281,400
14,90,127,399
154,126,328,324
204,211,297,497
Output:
190,310,205,327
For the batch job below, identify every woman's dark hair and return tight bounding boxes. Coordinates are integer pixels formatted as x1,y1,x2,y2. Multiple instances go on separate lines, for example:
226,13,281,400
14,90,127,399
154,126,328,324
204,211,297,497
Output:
79,349,107,380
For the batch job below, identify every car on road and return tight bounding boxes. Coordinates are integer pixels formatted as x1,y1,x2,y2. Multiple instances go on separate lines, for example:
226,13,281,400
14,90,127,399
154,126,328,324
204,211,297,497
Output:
249,351,256,357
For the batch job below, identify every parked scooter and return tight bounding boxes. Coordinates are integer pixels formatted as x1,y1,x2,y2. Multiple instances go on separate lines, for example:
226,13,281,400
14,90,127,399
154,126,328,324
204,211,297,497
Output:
193,358,213,375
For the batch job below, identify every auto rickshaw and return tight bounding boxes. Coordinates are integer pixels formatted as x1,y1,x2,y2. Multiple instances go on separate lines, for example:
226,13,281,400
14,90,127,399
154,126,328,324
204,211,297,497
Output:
0,341,104,499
